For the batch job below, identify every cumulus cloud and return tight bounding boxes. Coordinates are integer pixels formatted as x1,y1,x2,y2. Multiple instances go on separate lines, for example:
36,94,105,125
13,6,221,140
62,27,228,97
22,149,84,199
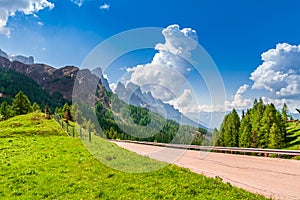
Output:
224,84,252,110
125,24,198,102
0,0,54,36
99,3,110,10
250,43,300,99
189,84,252,113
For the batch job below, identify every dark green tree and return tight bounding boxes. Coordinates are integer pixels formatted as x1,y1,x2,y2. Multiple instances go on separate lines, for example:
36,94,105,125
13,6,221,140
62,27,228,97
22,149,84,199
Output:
0,101,12,120
12,91,32,115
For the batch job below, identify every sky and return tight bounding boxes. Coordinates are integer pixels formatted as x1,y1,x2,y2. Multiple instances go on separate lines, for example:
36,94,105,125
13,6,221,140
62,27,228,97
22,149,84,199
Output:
1,0,300,127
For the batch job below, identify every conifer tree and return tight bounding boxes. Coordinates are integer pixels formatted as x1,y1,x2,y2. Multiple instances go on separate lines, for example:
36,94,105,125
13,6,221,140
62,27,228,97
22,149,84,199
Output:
249,98,265,147
32,102,40,112
219,109,240,147
269,122,283,149
239,113,253,147
0,101,12,120
63,103,72,123
12,91,32,115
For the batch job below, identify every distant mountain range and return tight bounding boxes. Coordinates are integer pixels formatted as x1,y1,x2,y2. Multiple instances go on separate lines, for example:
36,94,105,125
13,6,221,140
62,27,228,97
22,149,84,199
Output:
0,50,206,129
114,82,206,128
0,49,34,64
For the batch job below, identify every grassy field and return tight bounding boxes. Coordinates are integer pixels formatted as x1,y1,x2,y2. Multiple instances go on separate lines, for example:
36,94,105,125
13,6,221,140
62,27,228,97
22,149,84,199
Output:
286,121,300,150
0,113,268,199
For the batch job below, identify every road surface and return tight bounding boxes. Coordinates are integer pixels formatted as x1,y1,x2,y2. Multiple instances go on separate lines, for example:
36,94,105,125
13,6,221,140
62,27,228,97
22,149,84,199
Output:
112,141,300,200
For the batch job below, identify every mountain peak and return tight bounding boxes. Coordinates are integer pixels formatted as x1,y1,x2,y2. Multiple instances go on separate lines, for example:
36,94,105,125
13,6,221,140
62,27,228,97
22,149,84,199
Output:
0,48,34,64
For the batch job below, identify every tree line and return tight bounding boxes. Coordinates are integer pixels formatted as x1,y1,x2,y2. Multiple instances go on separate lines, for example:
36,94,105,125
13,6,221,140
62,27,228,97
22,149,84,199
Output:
0,91,71,123
1,90,209,146
213,99,289,149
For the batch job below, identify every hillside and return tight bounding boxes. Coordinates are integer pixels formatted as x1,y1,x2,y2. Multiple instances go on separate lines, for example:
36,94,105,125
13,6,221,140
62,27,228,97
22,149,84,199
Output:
0,56,111,101
0,113,267,199
0,66,66,109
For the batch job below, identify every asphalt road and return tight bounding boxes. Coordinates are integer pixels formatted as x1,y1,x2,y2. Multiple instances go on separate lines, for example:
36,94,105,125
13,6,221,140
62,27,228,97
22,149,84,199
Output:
113,141,300,200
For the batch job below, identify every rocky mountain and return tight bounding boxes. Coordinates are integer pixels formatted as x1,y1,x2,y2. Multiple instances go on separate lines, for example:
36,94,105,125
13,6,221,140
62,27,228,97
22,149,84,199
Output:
0,56,75,100
0,66,65,109
0,53,206,129
0,49,34,64
114,81,206,128
0,56,110,102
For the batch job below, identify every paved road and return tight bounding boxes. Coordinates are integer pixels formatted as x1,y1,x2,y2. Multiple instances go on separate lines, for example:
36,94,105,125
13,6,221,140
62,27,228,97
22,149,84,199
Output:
113,141,300,200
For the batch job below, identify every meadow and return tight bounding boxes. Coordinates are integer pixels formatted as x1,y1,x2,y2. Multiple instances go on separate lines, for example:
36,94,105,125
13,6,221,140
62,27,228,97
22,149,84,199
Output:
0,113,267,199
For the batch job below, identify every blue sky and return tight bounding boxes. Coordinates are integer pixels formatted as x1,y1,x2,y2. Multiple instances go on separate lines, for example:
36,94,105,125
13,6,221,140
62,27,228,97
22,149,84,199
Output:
1,0,300,126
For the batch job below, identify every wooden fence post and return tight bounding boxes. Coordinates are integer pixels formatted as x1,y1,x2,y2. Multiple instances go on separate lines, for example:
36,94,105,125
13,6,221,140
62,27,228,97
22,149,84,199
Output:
88,128,91,142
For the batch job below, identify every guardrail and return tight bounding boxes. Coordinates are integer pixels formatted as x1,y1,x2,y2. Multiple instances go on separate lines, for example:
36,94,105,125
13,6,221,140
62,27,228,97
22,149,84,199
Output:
112,140,300,157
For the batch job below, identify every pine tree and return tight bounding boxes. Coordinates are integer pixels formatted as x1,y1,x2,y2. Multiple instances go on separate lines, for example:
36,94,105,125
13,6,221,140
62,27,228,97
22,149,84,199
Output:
12,91,32,115
269,122,283,149
219,109,240,147
63,103,72,123
0,101,12,120
249,98,265,147
281,103,288,122
32,102,40,112
260,103,279,148
218,115,229,146
281,103,288,145
239,114,253,147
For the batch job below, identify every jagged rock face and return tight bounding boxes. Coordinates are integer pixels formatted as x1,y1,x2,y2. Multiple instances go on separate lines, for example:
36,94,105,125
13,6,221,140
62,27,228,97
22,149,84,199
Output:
0,55,113,104
0,56,99,101
114,81,202,127
0,49,34,64
9,55,34,64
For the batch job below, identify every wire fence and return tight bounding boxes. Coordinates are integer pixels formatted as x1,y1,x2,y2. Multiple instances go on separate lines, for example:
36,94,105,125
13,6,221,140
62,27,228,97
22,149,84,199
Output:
54,114,91,142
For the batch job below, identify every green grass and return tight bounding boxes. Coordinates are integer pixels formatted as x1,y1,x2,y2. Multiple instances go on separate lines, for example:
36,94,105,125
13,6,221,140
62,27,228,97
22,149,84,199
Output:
0,113,268,199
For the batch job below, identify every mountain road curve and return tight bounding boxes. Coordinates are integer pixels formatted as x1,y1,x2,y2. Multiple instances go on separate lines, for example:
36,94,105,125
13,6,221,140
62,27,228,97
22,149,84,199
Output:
112,141,300,200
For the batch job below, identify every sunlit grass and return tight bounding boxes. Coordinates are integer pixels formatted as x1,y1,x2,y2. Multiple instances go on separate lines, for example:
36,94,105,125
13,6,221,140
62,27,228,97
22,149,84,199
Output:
0,114,268,199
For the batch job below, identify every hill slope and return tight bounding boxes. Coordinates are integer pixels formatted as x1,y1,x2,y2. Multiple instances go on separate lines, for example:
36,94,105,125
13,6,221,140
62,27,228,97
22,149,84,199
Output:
0,66,67,108
0,114,267,199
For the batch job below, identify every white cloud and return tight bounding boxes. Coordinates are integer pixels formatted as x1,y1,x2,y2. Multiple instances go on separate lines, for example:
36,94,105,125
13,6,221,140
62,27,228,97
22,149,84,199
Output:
70,0,84,7
250,43,300,99
224,84,252,110
0,0,54,37
109,83,117,92
125,24,198,103
188,84,252,113
99,3,110,10
38,21,43,26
